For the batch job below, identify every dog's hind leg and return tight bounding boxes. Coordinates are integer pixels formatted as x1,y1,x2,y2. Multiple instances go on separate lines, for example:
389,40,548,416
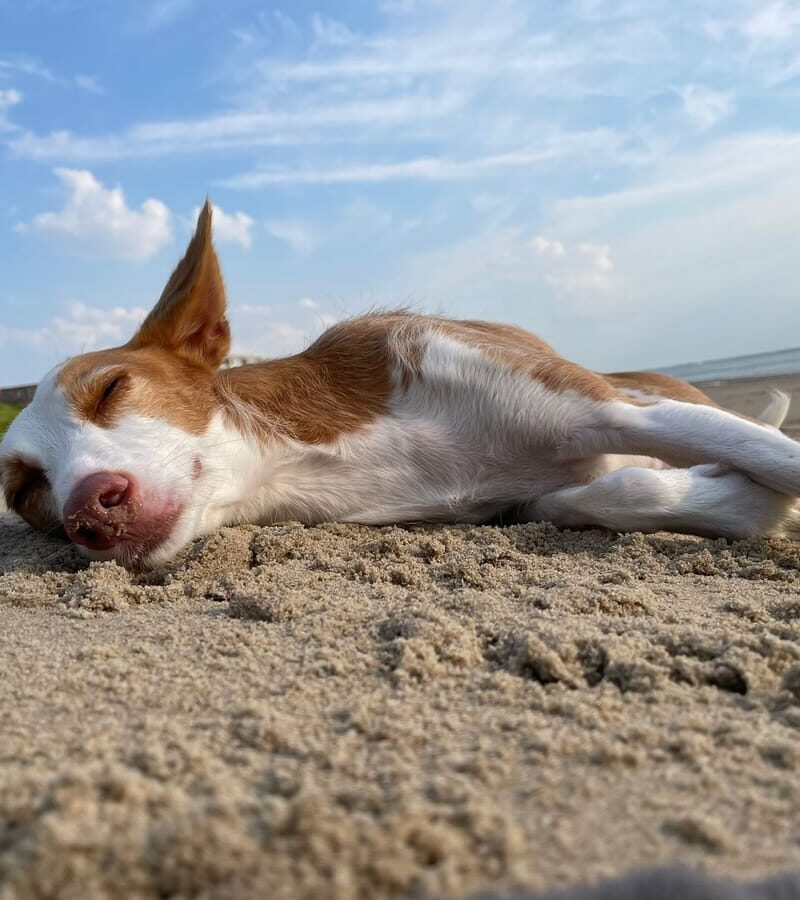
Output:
528,464,800,540
563,398,800,498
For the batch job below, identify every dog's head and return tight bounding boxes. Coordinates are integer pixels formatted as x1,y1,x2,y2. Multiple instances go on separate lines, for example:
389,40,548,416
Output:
0,201,234,569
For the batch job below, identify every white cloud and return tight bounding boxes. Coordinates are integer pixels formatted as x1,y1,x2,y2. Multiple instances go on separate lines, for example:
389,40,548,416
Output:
545,242,615,299
0,87,21,133
0,55,55,83
232,321,308,357
8,94,462,161
74,74,106,95
530,235,565,257
551,131,800,232
0,88,22,134
265,219,320,255
0,302,148,355
678,84,735,131
228,300,336,359
192,203,254,248
140,0,196,30
311,14,356,47
742,2,800,41
17,169,173,261
393,226,621,328
0,88,21,109
236,304,274,316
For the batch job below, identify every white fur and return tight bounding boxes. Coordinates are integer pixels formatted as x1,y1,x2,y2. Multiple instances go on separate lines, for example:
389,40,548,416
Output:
530,464,800,540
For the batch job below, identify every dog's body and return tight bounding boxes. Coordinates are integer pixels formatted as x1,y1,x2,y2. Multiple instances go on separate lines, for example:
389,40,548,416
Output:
2,203,799,569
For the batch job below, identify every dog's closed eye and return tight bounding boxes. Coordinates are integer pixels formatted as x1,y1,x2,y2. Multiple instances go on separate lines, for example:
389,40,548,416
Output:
98,375,122,408
93,373,128,421
101,376,121,403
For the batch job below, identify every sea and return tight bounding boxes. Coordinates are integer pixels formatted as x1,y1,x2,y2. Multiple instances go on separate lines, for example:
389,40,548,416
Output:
658,346,800,383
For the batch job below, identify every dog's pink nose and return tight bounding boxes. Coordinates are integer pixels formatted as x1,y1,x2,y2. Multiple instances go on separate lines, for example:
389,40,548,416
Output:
63,472,142,551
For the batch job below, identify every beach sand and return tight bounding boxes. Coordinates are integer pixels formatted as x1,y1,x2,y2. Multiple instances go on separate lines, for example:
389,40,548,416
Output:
1,375,799,899
695,372,800,439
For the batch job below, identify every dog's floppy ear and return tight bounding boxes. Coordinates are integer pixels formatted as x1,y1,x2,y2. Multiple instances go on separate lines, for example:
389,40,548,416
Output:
129,198,230,369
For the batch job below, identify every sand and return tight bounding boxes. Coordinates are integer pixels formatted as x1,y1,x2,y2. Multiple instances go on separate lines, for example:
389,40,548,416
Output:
1,375,799,899
695,372,800,439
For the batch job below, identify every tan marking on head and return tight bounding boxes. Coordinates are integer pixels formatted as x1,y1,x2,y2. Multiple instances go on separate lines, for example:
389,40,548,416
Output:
57,345,220,434
216,314,405,444
2,456,61,534
604,371,719,407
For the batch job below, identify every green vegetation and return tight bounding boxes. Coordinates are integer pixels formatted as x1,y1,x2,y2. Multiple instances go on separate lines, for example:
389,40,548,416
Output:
0,403,21,438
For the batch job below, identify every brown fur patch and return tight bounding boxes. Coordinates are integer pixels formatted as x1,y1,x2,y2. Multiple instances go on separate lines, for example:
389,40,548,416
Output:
57,346,220,435
604,371,718,407
433,318,620,402
215,313,626,446
216,316,401,444
1,456,61,533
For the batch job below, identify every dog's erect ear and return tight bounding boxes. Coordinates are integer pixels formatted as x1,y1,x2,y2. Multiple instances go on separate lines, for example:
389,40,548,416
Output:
129,199,230,369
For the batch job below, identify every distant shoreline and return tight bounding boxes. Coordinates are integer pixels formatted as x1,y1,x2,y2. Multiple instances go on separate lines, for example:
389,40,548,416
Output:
658,345,800,383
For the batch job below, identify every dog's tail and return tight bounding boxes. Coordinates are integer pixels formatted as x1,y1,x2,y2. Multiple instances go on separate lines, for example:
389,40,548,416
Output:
757,388,791,429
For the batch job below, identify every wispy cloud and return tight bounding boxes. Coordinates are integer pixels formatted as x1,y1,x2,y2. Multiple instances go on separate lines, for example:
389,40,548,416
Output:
7,93,461,161
0,54,55,82
0,87,21,133
390,224,625,334
191,203,254,248
74,74,105,95
229,298,334,359
0,301,148,355
6,0,793,184
16,168,173,261
551,131,800,232
678,84,735,131
742,2,800,42
139,0,196,31
1,54,107,97
264,219,320,255
221,132,629,189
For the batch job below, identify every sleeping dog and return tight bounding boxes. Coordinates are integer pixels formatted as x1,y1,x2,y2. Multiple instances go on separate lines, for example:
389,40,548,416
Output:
2,202,798,569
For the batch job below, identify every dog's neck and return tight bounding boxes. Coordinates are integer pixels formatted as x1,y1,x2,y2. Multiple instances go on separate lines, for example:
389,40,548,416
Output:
212,327,394,447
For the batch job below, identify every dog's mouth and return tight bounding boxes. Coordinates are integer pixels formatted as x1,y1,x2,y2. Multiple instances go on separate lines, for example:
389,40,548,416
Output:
81,508,183,570
66,490,185,571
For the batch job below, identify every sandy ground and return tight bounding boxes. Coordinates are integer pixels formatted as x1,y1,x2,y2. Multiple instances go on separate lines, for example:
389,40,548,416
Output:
1,375,799,899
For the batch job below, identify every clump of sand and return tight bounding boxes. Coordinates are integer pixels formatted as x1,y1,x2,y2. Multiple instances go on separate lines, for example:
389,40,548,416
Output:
0,511,799,899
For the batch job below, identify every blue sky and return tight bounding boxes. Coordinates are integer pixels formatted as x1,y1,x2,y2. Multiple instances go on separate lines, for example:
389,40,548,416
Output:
1,0,800,386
